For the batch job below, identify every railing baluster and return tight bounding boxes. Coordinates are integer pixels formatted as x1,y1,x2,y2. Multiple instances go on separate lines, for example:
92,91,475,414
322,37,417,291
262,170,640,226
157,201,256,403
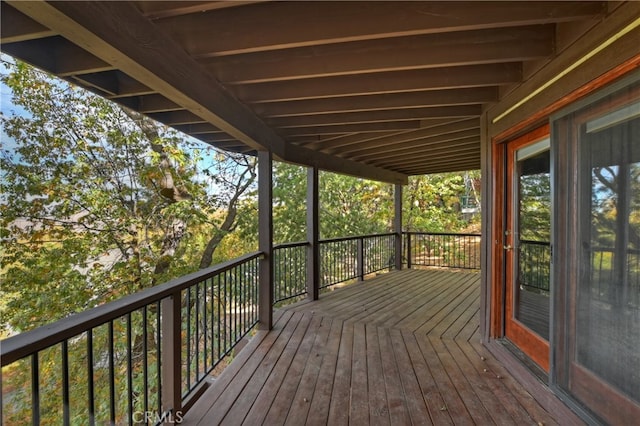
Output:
156,300,162,416
217,274,221,363
142,306,149,415
31,352,40,426
357,238,364,281
126,313,133,425
62,340,70,426
185,288,191,392
203,280,208,380
210,277,215,370
108,321,116,425
87,329,95,426
195,282,200,383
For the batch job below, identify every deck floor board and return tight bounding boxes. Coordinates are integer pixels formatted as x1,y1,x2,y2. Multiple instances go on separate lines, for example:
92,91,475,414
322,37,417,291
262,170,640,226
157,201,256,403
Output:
184,269,576,425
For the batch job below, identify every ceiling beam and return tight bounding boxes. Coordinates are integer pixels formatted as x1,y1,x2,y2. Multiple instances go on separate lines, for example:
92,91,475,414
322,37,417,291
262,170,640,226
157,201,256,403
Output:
197,132,238,144
349,131,481,161
399,160,481,175
0,3,54,43
235,63,522,103
135,1,267,20
253,87,499,118
328,118,479,155
360,139,480,165
7,0,407,184
7,0,282,152
267,105,481,128
205,26,554,84
279,121,422,137
400,155,481,169
117,94,180,114
147,110,206,126
304,129,416,151
154,1,604,57
1,37,112,76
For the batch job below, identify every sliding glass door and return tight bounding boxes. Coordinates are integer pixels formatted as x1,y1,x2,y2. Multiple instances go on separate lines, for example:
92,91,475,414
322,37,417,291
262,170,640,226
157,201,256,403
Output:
553,77,640,424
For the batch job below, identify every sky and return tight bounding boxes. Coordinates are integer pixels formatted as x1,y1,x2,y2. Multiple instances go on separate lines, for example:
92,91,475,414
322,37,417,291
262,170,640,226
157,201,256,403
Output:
1,54,25,152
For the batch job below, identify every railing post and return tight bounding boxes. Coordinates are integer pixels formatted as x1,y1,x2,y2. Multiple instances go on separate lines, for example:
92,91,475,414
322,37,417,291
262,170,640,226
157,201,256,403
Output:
357,237,365,281
161,290,182,419
306,166,319,300
407,232,413,269
258,150,273,330
394,183,403,270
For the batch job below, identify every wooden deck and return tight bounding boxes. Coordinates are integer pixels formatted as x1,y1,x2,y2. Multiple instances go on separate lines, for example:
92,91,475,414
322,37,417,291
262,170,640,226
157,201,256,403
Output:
184,269,568,425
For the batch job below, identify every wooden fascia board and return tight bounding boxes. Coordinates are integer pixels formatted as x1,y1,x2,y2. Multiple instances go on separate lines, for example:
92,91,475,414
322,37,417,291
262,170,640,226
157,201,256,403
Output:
8,0,407,185
488,1,640,136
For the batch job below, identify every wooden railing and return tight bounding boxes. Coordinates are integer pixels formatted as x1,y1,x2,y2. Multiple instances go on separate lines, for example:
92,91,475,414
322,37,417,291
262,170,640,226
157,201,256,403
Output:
1,252,261,425
404,231,481,270
273,241,308,304
1,231,483,424
319,233,396,288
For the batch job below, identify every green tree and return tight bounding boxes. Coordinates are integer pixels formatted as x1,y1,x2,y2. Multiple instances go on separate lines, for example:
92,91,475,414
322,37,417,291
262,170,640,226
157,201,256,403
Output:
404,172,478,232
0,61,256,332
0,61,256,424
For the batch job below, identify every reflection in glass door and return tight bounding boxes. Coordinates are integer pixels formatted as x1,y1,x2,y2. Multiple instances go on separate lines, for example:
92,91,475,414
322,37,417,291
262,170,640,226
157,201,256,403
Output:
505,133,551,371
554,92,640,423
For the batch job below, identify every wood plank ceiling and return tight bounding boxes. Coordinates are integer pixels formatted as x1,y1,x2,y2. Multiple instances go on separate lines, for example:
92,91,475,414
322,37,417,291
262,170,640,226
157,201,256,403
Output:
0,1,607,182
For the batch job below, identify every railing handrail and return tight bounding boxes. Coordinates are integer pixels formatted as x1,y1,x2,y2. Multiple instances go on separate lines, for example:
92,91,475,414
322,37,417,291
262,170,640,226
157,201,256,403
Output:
1,251,263,366
404,231,481,237
520,239,550,246
273,241,309,250
320,232,396,244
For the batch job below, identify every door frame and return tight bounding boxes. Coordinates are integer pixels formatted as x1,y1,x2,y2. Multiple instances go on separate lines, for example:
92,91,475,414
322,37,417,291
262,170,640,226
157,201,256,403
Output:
490,124,550,371
504,128,551,372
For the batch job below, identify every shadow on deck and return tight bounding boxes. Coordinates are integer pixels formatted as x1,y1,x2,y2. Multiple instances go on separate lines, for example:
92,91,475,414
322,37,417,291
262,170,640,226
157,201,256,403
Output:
183,269,567,425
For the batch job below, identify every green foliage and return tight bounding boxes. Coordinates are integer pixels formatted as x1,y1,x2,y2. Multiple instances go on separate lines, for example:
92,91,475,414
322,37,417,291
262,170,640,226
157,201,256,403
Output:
319,171,394,238
519,171,551,242
404,172,479,232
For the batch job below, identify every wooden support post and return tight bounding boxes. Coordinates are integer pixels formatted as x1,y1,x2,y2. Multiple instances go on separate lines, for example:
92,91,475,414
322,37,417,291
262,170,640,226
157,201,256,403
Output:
306,166,319,300
258,150,273,330
357,238,365,281
161,291,182,418
407,233,413,269
394,183,403,270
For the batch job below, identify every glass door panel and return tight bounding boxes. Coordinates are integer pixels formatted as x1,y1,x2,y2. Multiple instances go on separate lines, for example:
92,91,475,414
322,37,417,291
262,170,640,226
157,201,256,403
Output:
505,132,551,371
553,81,640,424
575,111,640,412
